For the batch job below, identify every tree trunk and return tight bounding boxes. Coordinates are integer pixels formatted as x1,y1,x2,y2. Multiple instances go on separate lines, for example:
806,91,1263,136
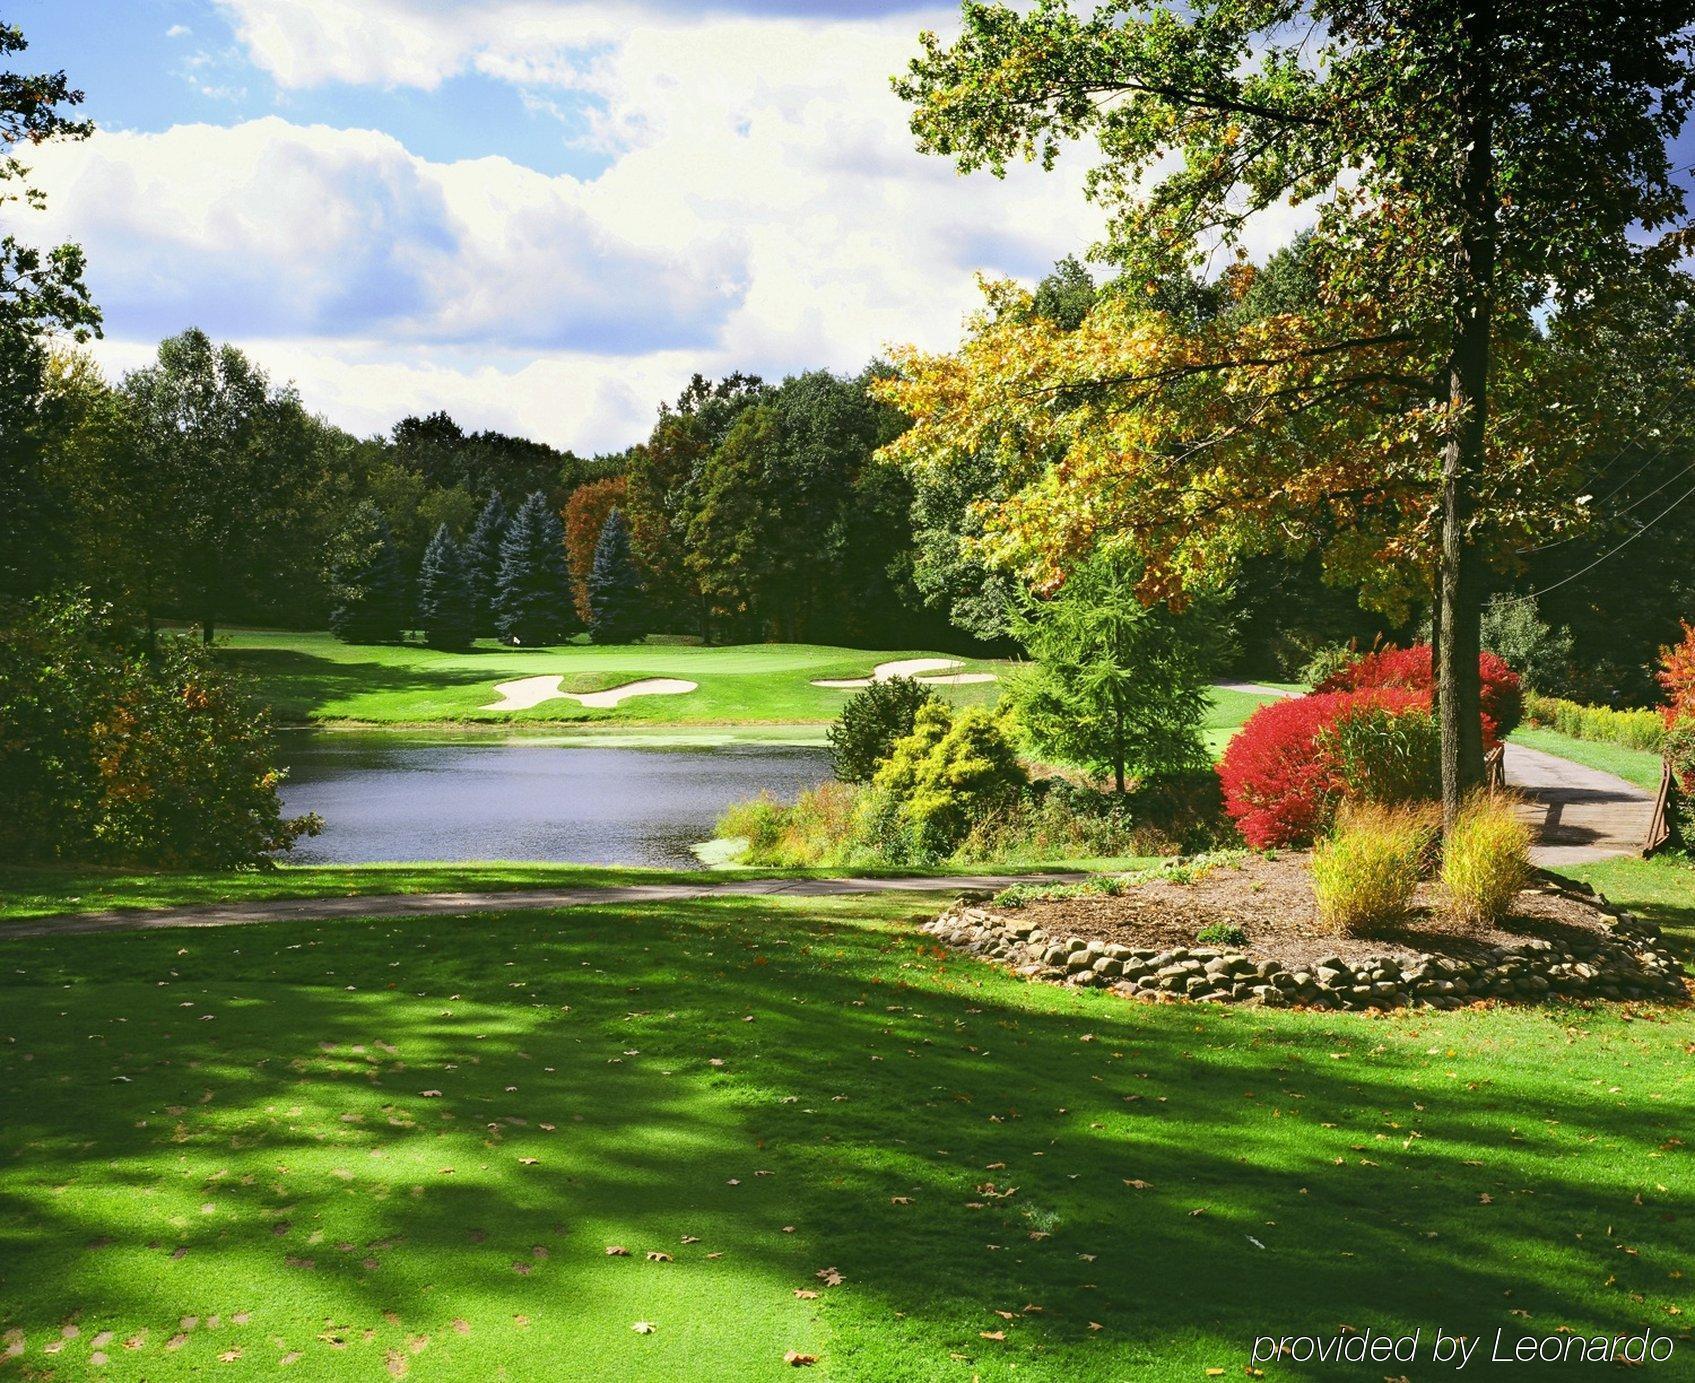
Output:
1437,0,1496,828
1429,556,1443,680
202,613,215,646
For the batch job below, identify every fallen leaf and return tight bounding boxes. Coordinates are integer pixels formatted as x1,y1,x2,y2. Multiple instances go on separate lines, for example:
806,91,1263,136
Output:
784,1351,819,1366
605,1245,630,1257
632,1321,656,1335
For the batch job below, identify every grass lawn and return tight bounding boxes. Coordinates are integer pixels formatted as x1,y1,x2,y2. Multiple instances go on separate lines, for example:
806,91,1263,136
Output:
214,629,1008,727
1203,686,1282,756
2,858,1691,1379
0,862,729,924
1510,726,1666,792
0,858,1163,925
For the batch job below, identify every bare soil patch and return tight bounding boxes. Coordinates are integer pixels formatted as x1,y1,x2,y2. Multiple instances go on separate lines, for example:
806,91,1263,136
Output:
997,851,1616,969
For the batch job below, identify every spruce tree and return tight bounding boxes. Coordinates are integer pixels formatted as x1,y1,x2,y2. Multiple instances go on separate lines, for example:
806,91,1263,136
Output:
587,508,649,644
494,491,575,646
327,501,405,643
416,524,475,650
463,493,508,637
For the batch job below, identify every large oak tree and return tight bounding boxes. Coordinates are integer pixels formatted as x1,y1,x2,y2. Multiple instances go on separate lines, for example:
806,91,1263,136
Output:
889,0,1695,820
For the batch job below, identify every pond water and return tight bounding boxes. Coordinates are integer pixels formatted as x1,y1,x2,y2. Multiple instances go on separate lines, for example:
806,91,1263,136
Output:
276,733,833,868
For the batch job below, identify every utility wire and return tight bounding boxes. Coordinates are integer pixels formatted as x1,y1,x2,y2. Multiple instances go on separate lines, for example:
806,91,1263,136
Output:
1497,477,1695,605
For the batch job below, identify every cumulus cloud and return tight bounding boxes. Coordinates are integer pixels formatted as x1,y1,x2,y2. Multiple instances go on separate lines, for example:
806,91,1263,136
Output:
32,2,1306,449
29,118,743,352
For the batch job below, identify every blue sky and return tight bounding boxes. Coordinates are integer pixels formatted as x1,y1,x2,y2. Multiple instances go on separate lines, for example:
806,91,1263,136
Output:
13,0,1106,451
14,2,1691,454
15,0,612,176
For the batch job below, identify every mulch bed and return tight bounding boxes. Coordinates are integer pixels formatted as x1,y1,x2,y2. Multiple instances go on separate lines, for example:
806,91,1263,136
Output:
996,851,1619,970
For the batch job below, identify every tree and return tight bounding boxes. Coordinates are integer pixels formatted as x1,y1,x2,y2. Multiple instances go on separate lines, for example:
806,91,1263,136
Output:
1,21,101,603
587,508,649,644
1478,595,1574,696
564,476,629,620
624,373,768,634
121,329,331,642
0,591,318,867
416,524,475,650
827,676,941,784
1006,549,1222,794
326,501,405,644
463,492,509,637
890,1,1695,824
495,490,575,645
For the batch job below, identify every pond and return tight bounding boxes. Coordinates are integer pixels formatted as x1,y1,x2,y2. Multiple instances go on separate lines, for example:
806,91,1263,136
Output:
276,732,833,868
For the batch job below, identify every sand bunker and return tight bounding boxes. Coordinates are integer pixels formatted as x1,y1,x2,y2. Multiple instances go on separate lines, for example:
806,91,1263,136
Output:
481,675,699,712
812,658,998,690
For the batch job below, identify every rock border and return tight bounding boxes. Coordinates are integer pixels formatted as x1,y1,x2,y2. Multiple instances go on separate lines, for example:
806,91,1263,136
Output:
922,882,1686,1011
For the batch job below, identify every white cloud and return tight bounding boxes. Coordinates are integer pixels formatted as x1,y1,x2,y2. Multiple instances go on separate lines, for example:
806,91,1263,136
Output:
29,117,743,353
33,3,1309,450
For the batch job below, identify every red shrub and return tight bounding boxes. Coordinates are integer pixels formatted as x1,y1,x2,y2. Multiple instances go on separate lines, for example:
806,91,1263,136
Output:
1217,688,1427,848
1658,621,1695,728
1315,643,1522,745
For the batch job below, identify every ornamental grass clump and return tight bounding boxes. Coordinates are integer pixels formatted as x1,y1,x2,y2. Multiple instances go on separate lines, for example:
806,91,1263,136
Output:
1441,793,1532,926
1310,802,1439,937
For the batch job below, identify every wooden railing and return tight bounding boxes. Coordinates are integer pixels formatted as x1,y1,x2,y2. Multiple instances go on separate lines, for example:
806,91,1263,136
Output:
1484,744,1505,792
1646,757,1676,856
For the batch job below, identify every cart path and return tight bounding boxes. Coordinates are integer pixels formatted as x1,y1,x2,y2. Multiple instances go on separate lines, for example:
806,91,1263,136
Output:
1504,742,1656,867
1211,683,1652,864
0,873,1088,940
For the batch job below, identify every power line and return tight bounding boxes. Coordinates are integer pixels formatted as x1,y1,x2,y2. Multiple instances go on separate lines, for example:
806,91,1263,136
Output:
1499,476,1695,605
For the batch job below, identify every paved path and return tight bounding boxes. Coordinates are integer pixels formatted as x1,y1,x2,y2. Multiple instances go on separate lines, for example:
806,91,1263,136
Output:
1210,682,1652,865
1504,742,1655,867
1214,681,1298,700
0,873,1086,941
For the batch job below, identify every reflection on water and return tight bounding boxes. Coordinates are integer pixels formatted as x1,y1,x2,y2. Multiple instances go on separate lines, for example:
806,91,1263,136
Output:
276,733,832,868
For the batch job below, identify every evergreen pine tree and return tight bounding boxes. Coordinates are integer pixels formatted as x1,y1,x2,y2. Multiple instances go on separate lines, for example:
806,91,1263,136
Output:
416,524,475,650
327,500,405,643
494,491,575,646
587,508,649,644
463,493,508,637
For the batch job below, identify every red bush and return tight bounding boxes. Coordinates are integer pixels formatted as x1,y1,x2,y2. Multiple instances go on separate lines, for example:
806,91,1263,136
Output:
1315,643,1522,745
1217,688,1427,848
1658,621,1695,728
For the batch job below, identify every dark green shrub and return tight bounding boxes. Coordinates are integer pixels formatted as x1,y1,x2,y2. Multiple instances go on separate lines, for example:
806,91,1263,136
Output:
1196,922,1247,947
0,593,319,867
826,675,941,784
1299,643,1358,689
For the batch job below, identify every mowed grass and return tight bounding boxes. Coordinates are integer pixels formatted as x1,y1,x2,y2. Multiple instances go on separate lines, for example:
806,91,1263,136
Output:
0,863,728,923
2,865,1691,1380
1203,686,1283,756
214,629,1008,727
1510,726,1666,792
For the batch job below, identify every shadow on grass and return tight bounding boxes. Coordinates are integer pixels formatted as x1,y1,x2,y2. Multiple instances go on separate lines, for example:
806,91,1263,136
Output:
0,896,1689,1378
223,647,484,721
